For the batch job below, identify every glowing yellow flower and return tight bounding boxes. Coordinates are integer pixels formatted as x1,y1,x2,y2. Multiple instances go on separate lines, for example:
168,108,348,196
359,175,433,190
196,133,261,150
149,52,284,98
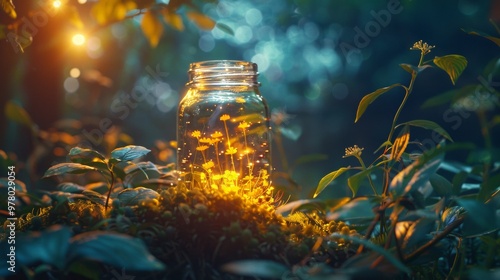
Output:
223,170,240,181
202,160,215,170
238,121,250,130
235,97,246,103
191,130,201,138
211,131,223,138
196,145,209,151
199,137,213,144
226,147,238,155
220,114,230,121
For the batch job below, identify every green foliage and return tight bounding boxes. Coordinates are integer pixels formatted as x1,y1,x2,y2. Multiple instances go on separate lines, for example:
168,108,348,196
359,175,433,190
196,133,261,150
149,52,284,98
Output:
0,226,165,277
308,39,499,279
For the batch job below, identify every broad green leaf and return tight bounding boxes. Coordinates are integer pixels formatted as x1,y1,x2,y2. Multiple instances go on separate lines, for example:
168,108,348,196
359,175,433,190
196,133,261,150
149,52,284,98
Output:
187,11,216,30
0,226,71,273
162,9,184,31
429,174,453,196
216,22,234,36
433,55,468,85
332,233,411,274
390,143,445,197
463,28,500,47
399,63,431,74
327,197,376,222
275,197,350,216
396,218,435,251
58,182,86,193
347,166,379,197
67,232,165,271
421,84,479,108
110,145,151,162
117,187,160,206
141,10,164,47
355,84,401,123
43,163,98,178
396,119,453,142
374,140,392,154
391,125,410,161
123,162,160,188
451,171,468,195
221,260,289,278
478,172,500,202
457,198,498,237
314,167,350,198
5,100,34,129
69,147,106,163
1,0,16,19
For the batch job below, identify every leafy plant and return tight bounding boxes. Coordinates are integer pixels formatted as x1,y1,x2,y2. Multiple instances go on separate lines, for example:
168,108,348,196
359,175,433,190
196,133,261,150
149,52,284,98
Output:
303,40,499,279
43,145,153,210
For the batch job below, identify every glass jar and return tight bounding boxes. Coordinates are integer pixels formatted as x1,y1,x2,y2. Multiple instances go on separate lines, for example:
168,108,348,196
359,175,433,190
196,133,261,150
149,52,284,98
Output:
177,60,271,189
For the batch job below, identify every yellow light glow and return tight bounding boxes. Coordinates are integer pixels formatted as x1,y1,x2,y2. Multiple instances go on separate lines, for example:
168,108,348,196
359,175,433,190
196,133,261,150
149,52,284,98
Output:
52,0,62,8
69,68,81,78
72,34,86,46
77,0,87,4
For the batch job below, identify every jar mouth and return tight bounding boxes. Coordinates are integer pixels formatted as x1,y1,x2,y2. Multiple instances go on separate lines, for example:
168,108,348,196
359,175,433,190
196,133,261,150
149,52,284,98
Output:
187,60,259,87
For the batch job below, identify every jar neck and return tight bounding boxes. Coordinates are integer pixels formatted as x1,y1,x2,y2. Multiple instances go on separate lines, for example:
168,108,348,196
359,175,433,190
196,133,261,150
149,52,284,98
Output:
187,60,259,87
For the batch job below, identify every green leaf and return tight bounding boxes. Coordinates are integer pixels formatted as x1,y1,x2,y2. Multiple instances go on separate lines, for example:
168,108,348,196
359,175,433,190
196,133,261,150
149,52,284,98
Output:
397,218,436,251
429,174,453,196
275,197,350,216
5,100,35,130
43,163,98,178
58,182,86,193
457,198,498,237
347,166,379,197
69,147,106,162
327,197,376,222
110,145,151,162
433,55,468,85
400,63,432,74
123,162,160,188
355,84,401,123
216,22,234,36
67,232,165,271
0,226,71,273
117,187,160,206
391,125,410,161
314,167,351,198
332,233,411,274
396,119,453,142
463,28,500,47
390,144,445,197
221,260,289,278
141,10,164,47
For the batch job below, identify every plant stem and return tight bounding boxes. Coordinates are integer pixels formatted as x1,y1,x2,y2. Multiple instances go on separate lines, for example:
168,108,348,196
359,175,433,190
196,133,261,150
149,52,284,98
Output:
105,167,115,211
404,216,465,263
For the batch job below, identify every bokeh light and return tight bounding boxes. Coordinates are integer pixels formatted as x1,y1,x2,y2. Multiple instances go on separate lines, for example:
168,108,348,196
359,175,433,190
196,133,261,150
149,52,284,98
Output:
72,34,86,46
69,68,81,78
52,0,62,9
63,77,79,93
